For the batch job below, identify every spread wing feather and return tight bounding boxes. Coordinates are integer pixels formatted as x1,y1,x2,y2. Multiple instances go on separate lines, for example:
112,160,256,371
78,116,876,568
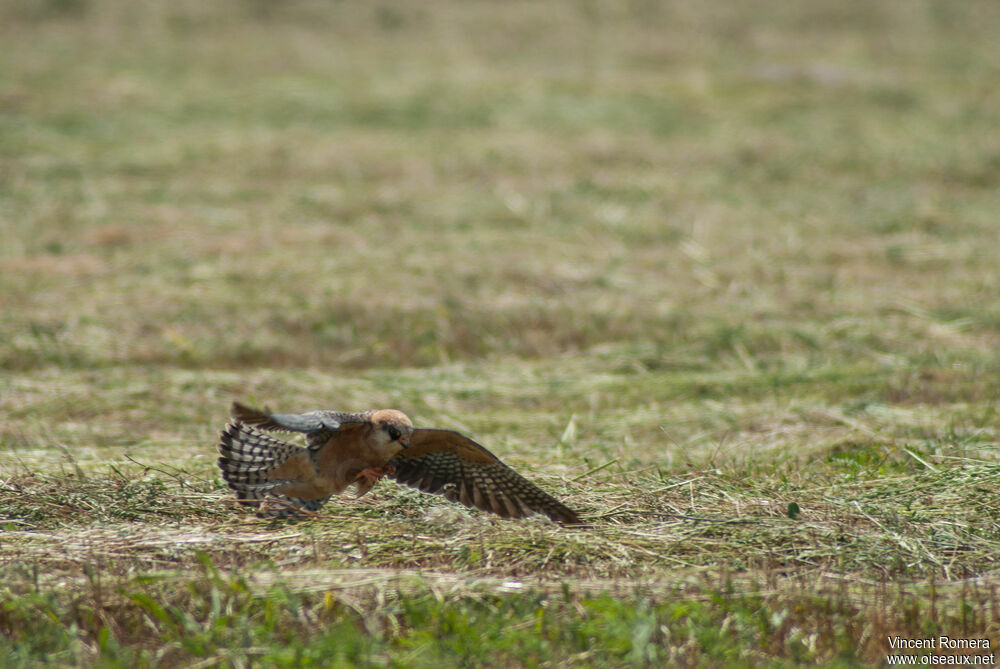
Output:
389,428,580,524
217,421,332,516
230,402,370,451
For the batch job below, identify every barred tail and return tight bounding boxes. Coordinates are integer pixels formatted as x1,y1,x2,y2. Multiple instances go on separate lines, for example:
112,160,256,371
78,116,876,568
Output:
217,422,303,507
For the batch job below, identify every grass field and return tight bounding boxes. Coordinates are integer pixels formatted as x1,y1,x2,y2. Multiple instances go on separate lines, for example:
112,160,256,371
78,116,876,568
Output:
3,0,1000,666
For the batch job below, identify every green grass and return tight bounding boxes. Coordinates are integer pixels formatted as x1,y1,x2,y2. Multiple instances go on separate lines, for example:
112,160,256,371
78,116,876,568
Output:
4,555,982,668
3,0,1000,666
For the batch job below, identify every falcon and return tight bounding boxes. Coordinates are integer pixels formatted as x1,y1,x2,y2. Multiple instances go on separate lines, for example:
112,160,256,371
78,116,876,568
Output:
216,402,580,524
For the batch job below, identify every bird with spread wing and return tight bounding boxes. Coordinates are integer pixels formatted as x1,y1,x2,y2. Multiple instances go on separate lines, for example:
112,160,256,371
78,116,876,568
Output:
216,402,580,524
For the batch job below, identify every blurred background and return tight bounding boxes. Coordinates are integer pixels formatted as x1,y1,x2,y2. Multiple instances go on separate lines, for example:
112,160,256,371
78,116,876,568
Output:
2,0,999,470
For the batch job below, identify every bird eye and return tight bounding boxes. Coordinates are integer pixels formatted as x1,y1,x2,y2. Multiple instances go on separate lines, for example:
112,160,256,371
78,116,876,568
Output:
387,426,401,441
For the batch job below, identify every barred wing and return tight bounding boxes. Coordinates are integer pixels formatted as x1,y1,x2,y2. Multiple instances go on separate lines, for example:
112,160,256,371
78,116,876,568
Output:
388,428,580,524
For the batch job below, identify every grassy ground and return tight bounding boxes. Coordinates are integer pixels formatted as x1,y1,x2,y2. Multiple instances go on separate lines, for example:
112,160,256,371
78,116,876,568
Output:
3,0,1000,666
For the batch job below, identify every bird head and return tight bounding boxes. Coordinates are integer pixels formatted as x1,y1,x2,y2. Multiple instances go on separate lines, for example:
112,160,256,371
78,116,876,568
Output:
371,409,414,455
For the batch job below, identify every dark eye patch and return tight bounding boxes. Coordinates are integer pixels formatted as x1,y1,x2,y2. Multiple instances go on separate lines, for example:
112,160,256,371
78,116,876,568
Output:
387,426,401,441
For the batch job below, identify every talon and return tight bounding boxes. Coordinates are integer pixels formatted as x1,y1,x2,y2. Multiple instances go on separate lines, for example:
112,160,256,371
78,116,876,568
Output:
353,466,390,498
354,467,388,483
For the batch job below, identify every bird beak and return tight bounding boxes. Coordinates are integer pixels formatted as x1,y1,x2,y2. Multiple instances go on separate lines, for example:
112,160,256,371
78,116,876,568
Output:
399,437,410,449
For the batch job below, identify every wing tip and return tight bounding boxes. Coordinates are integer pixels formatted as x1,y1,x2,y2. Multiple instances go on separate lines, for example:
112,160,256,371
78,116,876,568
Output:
549,505,583,525
231,401,271,425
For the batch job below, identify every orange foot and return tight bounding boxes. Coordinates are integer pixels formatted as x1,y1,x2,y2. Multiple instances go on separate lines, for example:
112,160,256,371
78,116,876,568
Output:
353,464,395,497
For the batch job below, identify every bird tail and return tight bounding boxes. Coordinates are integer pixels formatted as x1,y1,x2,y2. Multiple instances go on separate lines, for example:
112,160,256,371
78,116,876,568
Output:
217,421,304,509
